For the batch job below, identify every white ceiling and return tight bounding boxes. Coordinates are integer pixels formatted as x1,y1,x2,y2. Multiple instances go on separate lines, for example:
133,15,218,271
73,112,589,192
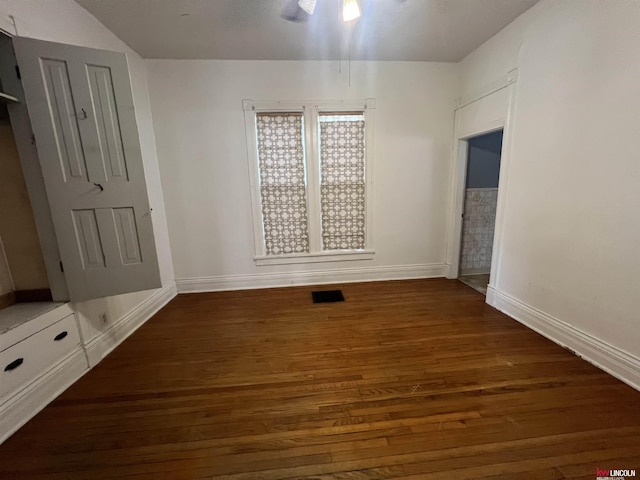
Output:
75,0,538,61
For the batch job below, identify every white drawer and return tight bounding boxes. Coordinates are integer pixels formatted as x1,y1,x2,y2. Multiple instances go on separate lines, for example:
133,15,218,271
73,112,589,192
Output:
0,314,81,401
1,303,73,352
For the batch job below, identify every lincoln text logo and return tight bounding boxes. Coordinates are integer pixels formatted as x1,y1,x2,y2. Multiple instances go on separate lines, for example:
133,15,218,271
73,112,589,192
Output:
596,468,636,480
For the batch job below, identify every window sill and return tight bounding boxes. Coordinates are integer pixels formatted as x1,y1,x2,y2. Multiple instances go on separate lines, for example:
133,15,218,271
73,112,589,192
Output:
255,250,375,266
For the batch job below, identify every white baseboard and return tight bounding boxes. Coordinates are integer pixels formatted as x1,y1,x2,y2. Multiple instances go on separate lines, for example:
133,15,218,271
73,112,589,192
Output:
85,282,177,366
0,348,88,444
487,286,640,392
176,263,447,294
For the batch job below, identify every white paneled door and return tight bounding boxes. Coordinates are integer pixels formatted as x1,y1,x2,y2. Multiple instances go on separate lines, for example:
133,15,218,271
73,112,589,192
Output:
13,37,160,301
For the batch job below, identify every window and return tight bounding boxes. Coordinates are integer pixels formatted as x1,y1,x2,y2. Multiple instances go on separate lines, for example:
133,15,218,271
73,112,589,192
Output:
318,112,366,251
243,99,375,265
256,112,310,255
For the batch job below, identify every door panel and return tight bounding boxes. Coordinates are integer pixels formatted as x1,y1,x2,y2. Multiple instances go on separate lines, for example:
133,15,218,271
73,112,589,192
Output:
112,208,143,265
40,58,88,182
14,37,161,301
86,65,129,181
72,209,106,270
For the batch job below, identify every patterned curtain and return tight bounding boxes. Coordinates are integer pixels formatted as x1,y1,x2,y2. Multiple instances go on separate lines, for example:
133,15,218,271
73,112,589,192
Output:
256,113,310,255
319,113,366,250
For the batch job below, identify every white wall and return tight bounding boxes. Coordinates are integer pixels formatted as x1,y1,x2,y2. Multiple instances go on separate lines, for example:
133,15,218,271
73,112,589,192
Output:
460,0,640,360
0,0,175,346
147,60,459,285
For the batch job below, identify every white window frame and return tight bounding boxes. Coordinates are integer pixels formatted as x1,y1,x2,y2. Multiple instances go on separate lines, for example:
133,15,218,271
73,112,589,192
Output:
243,98,376,266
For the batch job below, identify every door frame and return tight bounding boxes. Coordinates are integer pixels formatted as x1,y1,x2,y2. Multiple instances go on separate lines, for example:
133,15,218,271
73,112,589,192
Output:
445,68,519,297
454,129,503,281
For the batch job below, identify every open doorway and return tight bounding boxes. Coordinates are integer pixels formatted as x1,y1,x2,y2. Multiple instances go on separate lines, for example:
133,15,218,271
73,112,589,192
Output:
458,130,503,294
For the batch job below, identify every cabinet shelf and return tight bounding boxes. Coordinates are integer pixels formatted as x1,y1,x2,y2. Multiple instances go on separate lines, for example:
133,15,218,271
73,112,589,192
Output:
0,91,19,103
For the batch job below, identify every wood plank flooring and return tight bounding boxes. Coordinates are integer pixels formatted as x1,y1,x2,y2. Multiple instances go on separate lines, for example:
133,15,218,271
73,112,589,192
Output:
1,278,639,479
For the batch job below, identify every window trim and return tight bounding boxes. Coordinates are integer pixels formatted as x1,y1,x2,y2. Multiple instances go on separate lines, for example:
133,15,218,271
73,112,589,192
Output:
243,98,376,265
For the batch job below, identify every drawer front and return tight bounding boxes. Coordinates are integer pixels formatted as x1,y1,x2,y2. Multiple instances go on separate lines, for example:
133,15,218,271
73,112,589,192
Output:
0,314,81,401
1,303,73,352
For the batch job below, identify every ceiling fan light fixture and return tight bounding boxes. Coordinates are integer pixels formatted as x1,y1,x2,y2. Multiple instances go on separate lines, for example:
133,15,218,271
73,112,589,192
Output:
298,0,317,15
343,0,361,22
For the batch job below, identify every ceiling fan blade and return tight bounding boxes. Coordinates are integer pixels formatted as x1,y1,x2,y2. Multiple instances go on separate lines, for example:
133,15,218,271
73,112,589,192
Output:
298,0,317,15
280,0,310,22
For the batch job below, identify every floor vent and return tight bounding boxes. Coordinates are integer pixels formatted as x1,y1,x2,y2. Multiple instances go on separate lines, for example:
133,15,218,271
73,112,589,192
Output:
311,290,345,303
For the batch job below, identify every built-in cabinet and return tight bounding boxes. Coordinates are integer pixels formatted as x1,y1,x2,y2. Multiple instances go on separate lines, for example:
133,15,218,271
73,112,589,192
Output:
0,303,87,443
0,35,52,308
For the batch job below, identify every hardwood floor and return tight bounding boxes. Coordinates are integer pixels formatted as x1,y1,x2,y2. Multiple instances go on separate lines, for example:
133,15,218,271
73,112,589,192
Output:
1,278,639,479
